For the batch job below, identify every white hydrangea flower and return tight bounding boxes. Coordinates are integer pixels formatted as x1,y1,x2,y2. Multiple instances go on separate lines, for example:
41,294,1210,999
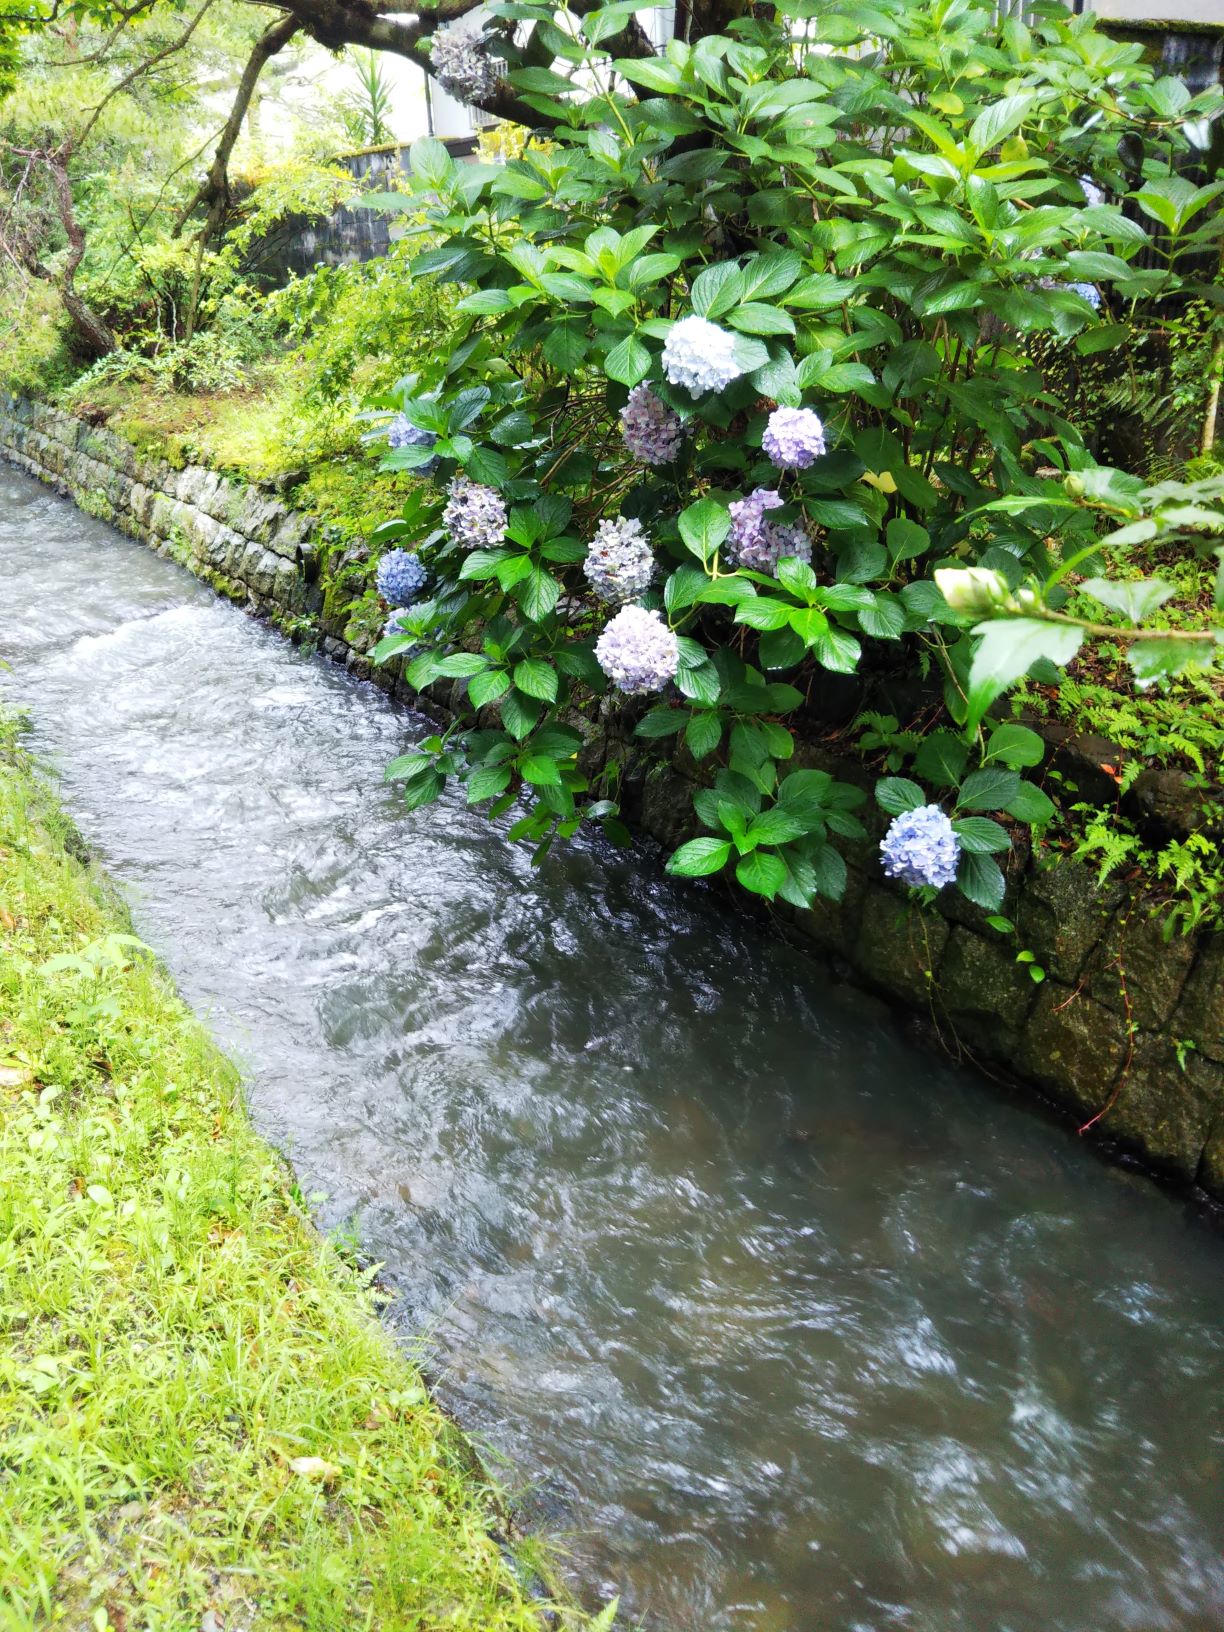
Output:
661,316,742,398
595,605,680,695
430,27,500,106
584,516,655,605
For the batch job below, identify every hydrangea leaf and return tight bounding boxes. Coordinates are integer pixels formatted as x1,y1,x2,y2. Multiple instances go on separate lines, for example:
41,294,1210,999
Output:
957,768,1021,810
956,851,1006,911
876,777,926,815
951,816,1011,853
667,838,733,878
966,618,1084,730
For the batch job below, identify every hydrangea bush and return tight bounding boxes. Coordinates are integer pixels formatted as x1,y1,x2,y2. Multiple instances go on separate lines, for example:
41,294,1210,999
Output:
368,0,1222,913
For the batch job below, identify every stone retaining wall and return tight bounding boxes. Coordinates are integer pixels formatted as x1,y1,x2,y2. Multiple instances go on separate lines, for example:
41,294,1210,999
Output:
4,393,1223,1203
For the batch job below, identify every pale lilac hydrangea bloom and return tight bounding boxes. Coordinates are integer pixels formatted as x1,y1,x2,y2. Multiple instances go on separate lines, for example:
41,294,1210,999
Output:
584,516,655,605
443,475,507,550
375,549,427,607
726,487,812,574
1079,176,1105,207
662,316,742,397
762,406,826,470
620,385,683,464
430,27,500,105
880,805,961,889
595,605,680,695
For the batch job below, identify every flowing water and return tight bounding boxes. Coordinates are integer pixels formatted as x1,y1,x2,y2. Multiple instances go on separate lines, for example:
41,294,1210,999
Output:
3,467,1224,1632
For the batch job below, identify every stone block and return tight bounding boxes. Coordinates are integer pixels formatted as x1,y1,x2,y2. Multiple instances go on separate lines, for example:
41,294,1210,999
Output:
853,884,948,1007
1016,984,1126,1121
1087,908,1197,1032
1171,936,1224,1062
237,487,289,544
1015,858,1124,982
936,926,1039,1060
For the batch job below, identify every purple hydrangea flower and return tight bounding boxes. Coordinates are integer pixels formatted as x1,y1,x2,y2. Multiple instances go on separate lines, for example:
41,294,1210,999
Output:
620,385,683,464
880,804,961,889
662,316,742,397
1079,176,1104,208
443,475,507,550
762,406,826,470
594,605,680,695
375,549,427,607
430,27,500,105
725,487,813,574
584,516,655,605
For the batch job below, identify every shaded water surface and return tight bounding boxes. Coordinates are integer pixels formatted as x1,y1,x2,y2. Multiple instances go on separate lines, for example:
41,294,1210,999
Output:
3,468,1223,1631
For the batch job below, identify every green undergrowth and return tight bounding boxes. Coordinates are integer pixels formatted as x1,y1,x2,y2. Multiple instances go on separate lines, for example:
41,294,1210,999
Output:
57,373,419,548
0,711,577,1631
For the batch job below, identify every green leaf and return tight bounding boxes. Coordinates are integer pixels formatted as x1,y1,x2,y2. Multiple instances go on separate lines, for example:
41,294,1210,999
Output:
520,754,562,786
885,517,929,563
956,851,1005,912
517,567,561,623
968,92,1033,154
913,732,968,787
691,262,745,319
436,652,489,677
735,849,788,899
952,816,1011,854
636,707,687,738
402,771,445,812
876,777,926,815
678,499,731,561
469,668,511,710
667,837,733,877
513,658,559,702
604,333,652,387
501,689,541,740
957,767,1021,811
986,723,1045,769
409,136,455,190
810,628,861,673
1126,636,1218,682
467,765,512,803
1080,577,1177,626
966,618,1084,731
685,712,723,759
1005,781,1056,826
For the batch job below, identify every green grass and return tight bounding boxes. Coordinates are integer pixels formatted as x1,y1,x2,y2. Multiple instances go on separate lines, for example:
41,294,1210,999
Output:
0,713,582,1632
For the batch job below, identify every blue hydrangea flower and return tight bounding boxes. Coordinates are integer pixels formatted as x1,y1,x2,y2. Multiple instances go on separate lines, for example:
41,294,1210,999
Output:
620,385,683,464
594,605,680,695
662,316,742,398
584,516,655,605
880,804,961,890
1067,281,1102,310
762,406,826,470
443,475,507,550
375,549,427,608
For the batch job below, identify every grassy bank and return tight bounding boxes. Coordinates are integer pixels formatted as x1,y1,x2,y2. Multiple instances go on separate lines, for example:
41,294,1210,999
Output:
0,711,571,1631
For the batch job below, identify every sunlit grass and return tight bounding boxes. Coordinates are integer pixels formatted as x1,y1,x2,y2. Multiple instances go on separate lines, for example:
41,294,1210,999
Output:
0,712,574,1631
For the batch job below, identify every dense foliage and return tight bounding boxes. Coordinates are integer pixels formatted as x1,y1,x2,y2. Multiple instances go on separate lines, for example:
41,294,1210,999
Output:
362,0,1223,918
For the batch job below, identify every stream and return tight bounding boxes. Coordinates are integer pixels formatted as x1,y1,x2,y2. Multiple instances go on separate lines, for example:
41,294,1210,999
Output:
3,466,1224,1632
